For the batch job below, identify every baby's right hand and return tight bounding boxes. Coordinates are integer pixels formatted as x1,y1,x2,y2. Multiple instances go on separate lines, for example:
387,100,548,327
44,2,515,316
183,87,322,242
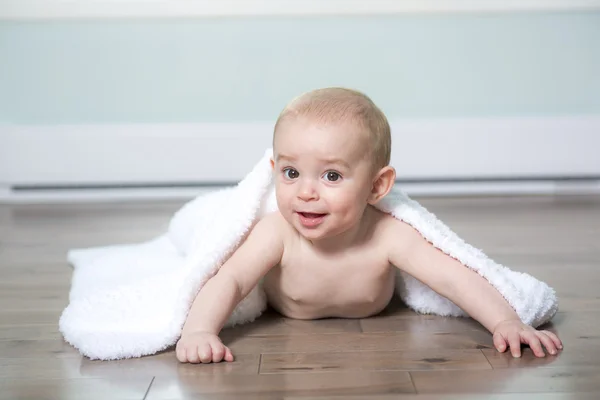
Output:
176,331,234,363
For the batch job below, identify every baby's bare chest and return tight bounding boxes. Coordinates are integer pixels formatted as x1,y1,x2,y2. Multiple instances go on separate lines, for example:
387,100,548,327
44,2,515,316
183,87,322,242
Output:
265,246,394,303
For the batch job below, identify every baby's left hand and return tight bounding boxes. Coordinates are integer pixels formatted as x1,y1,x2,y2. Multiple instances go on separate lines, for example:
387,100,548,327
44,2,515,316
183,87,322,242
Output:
493,319,563,358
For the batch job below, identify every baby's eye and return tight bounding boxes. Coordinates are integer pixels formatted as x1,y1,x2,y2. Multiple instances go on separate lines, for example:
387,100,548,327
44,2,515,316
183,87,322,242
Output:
323,171,342,182
283,168,299,180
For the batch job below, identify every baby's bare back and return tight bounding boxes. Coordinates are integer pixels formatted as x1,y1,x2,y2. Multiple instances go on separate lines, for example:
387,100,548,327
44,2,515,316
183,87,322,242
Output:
263,210,396,319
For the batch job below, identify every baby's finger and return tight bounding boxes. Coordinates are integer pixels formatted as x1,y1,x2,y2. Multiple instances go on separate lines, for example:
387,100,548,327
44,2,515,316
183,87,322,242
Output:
198,343,213,363
493,331,508,353
224,346,234,362
508,332,522,358
537,332,558,356
211,343,225,363
522,331,545,358
175,342,188,363
542,330,563,350
186,346,201,363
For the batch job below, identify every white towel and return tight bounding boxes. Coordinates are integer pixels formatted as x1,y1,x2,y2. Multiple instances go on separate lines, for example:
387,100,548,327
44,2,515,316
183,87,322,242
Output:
59,149,558,360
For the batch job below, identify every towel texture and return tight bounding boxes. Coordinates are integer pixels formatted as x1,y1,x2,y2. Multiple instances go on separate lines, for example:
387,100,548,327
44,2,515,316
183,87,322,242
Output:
59,149,558,360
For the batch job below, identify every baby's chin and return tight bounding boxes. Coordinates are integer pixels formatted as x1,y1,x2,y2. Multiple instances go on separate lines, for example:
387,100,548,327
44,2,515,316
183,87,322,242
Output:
294,221,356,242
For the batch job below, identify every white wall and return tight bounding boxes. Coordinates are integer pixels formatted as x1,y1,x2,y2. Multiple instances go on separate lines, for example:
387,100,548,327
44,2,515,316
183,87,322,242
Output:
1,3,599,202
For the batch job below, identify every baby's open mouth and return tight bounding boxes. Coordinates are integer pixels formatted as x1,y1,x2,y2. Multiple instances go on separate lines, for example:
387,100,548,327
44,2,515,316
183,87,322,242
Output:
297,211,327,228
298,212,327,218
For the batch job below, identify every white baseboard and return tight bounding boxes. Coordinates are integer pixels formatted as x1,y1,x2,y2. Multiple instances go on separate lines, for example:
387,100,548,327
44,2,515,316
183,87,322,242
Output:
1,116,598,203
1,180,599,204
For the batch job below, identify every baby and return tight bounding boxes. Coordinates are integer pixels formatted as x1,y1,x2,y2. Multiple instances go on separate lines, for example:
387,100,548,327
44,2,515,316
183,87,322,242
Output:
176,87,562,364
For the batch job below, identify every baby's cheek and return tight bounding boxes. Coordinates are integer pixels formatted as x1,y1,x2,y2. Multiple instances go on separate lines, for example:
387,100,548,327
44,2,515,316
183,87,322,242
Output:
275,190,291,213
332,196,362,216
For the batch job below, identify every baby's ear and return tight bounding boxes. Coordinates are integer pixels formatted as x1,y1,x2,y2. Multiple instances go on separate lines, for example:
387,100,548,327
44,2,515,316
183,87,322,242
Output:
270,158,275,169
368,166,396,205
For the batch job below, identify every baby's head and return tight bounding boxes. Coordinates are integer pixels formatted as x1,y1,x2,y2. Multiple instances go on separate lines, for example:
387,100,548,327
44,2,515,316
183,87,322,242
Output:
274,87,391,172
271,87,396,242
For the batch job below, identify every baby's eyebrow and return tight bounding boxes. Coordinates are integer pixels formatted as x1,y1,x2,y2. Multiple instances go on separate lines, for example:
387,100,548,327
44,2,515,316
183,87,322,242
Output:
276,154,296,162
320,158,351,169
276,154,350,169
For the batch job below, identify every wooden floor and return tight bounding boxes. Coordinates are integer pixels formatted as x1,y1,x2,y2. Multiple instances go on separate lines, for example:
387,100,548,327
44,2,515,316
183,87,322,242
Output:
1,194,600,399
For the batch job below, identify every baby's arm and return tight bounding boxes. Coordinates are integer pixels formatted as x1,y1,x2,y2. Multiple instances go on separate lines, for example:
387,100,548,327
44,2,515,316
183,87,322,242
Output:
176,213,284,363
387,219,562,358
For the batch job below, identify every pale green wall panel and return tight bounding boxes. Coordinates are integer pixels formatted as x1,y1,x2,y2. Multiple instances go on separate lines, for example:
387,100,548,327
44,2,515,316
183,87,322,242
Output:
1,12,599,124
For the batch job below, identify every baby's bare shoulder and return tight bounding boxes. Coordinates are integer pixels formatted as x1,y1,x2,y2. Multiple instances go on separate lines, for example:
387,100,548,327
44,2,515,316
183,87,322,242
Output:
258,210,290,231
370,208,417,254
254,211,295,243
369,207,403,235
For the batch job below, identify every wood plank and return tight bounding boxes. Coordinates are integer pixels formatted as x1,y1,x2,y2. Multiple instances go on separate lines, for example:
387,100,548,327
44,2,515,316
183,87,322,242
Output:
0,324,62,341
481,313,600,369
0,377,152,400
0,356,88,379
536,312,600,343
146,395,283,400
80,351,259,378
221,330,495,354
507,266,600,298
0,296,69,312
259,349,491,374
482,346,600,370
283,394,600,400
0,287,69,300
0,251,75,266
0,310,63,326
360,312,487,334
0,339,81,358
2,230,163,247
145,371,416,398
410,367,600,394
554,297,600,313
221,308,362,336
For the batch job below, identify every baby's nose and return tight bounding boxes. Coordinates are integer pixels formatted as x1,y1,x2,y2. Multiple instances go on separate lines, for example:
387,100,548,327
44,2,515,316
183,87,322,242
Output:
297,180,319,201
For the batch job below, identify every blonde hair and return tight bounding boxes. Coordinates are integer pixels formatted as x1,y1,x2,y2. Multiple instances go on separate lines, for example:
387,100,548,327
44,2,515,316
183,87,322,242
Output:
273,87,391,170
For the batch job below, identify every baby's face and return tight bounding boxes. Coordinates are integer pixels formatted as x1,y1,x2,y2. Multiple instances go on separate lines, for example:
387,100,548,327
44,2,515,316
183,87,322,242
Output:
272,118,375,241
